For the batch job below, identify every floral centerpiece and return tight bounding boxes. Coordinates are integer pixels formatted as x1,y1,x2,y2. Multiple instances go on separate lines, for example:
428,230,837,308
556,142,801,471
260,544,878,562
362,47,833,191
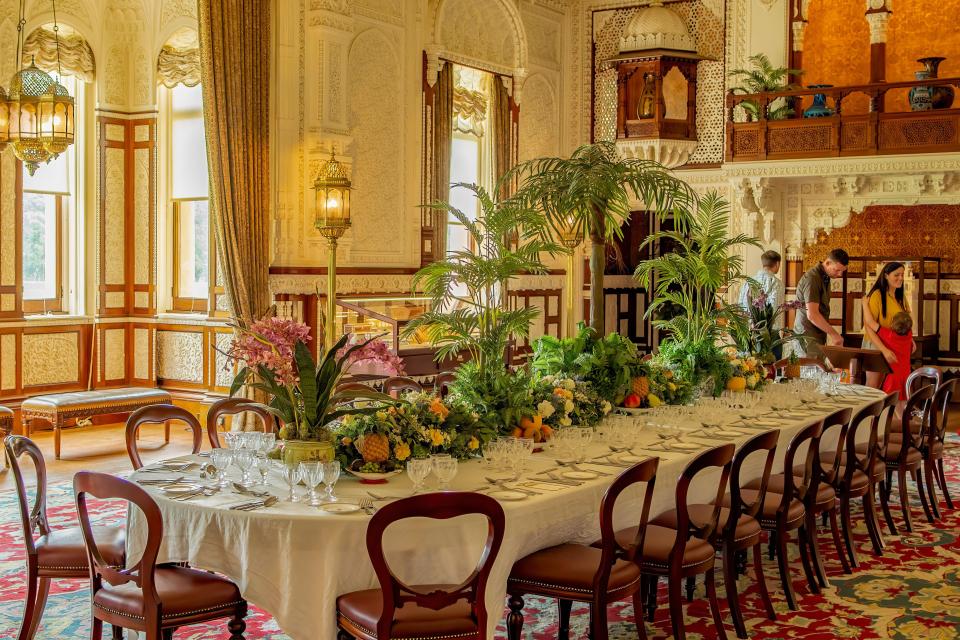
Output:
226,317,392,464
334,392,495,474
525,375,612,440
735,293,807,363
336,334,406,376
723,346,766,392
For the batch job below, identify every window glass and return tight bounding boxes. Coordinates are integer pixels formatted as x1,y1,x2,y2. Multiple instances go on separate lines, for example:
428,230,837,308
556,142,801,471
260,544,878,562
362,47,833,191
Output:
447,134,480,255
22,193,58,300
176,200,210,299
171,84,209,200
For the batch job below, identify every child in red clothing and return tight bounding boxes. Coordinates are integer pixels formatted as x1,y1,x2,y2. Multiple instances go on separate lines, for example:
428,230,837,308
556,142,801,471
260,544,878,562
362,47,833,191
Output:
878,312,915,415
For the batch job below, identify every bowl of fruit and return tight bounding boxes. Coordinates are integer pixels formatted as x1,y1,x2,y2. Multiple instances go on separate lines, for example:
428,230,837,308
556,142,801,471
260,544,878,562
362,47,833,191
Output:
346,460,403,484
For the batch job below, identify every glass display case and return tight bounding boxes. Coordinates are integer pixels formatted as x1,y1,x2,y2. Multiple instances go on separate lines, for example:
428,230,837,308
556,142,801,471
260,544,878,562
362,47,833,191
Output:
334,296,434,353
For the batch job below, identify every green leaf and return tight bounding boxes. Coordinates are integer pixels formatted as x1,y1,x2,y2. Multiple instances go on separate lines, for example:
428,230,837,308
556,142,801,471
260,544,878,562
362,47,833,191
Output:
229,366,249,398
295,341,319,426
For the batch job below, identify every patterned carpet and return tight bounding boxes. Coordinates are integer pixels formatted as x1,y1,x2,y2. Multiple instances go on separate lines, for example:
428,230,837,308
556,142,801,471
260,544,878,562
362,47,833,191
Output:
2,441,959,639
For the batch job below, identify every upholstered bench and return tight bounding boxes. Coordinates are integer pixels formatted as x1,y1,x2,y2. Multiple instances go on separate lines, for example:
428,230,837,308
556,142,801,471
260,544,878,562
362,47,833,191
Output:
21,388,172,459
0,405,13,467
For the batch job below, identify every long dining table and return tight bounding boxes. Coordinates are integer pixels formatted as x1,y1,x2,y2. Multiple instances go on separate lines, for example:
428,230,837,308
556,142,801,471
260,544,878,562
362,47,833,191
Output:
125,384,887,639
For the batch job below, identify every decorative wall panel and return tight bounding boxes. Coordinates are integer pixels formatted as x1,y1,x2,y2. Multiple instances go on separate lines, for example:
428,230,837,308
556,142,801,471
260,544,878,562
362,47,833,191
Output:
156,330,204,383
134,148,151,284
134,327,151,381
103,147,126,286
0,334,15,390
519,73,559,161
214,332,234,388
103,327,126,381
22,333,79,387
105,292,125,307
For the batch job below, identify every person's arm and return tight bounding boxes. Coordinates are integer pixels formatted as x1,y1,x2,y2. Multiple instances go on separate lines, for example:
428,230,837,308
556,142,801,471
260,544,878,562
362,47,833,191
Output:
806,303,844,345
861,294,881,334
864,322,897,363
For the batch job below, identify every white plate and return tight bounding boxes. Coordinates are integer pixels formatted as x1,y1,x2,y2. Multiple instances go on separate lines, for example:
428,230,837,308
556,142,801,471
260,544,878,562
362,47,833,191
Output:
161,482,202,495
616,454,646,463
160,459,196,468
345,468,403,482
319,503,362,514
562,470,598,480
670,441,702,451
488,490,528,502
714,430,744,437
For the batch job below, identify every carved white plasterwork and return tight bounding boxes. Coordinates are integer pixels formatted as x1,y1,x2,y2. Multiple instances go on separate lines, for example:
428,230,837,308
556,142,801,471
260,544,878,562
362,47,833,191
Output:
157,330,204,383
22,333,79,386
215,332,234,388
429,0,529,77
104,328,126,381
523,8,562,70
792,19,806,51
160,0,197,27
617,138,699,168
519,73,560,161
865,11,890,44
0,334,16,390
270,274,417,296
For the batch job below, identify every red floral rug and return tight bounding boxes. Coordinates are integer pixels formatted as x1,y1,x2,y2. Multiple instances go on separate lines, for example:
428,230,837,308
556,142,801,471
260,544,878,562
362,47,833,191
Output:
2,440,959,639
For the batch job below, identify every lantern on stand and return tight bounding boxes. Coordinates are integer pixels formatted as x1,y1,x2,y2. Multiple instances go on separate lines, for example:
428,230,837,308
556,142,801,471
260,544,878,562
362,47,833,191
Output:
313,149,352,351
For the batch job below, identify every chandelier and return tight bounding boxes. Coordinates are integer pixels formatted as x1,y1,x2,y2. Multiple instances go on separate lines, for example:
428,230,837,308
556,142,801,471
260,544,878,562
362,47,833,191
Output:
0,0,75,175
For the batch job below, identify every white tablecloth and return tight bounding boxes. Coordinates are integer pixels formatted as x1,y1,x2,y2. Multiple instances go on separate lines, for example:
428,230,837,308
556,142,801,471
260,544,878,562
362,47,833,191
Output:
126,386,884,639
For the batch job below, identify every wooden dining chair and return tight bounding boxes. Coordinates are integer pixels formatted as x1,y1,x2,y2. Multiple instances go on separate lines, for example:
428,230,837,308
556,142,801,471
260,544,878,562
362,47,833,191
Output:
741,420,824,611
921,378,957,518
877,384,936,534
638,445,734,640
434,371,456,398
906,366,943,395
74,471,247,640
338,492,505,640
4,436,126,640
508,458,658,640
381,376,423,398
658,432,779,639
772,357,829,375
206,398,276,449
336,382,377,394
125,404,203,470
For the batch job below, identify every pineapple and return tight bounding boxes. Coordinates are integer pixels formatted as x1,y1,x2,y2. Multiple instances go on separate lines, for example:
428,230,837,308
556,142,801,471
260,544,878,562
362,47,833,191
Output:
631,376,650,398
357,433,390,463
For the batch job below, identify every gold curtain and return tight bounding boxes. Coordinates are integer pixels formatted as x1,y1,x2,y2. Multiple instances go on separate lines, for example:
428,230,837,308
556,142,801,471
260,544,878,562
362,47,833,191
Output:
197,0,272,325
22,28,95,82
157,45,201,88
491,75,516,198
431,61,453,259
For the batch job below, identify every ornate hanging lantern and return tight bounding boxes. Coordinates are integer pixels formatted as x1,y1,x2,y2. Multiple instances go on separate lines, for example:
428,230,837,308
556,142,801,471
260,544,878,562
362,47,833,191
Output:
313,149,352,239
2,0,75,175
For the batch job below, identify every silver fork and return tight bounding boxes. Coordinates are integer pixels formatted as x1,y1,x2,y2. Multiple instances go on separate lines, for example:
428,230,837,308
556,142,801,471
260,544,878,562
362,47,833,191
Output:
357,497,376,515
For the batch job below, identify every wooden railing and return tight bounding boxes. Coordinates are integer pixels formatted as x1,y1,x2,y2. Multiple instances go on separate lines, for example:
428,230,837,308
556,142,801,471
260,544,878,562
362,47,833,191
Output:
725,77,960,161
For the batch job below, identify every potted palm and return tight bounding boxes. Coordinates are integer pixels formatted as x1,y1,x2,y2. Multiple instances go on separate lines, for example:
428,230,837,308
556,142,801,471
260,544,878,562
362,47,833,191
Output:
402,180,561,431
511,141,695,333
728,53,802,121
635,193,760,396
227,317,393,464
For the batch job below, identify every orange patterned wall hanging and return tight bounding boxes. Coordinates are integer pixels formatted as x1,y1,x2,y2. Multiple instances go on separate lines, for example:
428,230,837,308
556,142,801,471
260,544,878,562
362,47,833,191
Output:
803,204,960,274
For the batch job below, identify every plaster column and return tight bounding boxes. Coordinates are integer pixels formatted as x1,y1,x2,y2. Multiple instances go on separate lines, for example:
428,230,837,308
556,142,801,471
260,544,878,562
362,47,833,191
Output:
865,0,892,84
790,0,809,84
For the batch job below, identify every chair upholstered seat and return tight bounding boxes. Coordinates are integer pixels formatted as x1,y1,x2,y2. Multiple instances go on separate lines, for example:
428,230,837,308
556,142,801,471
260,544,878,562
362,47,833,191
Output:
509,544,642,596
648,505,762,544
721,488,805,527
337,585,479,639
36,525,125,575
759,474,836,507
93,565,244,623
880,441,923,465
635,524,716,573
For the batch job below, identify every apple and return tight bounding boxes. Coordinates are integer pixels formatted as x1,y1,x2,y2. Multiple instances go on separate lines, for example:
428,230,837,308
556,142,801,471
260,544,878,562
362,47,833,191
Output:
623,393,642,408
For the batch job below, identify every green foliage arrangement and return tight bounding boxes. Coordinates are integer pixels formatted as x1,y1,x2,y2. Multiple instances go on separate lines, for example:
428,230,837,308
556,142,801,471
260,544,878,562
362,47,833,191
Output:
447,361,536,433
728,53,802,121
511,141,696,333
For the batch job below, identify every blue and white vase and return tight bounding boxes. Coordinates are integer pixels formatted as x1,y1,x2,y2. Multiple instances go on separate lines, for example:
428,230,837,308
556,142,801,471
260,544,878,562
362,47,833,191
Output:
910,70,933,111
803,85,834,118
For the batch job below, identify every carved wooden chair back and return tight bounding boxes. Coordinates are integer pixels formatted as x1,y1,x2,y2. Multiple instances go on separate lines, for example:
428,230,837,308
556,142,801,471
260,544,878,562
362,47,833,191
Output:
670,444,735,563
125,404,203,470
725,430,780,538
4,435,50,556
206,398,276,448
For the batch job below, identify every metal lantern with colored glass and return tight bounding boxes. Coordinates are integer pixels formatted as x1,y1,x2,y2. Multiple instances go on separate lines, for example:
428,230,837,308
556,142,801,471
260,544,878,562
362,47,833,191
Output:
313,149,352,351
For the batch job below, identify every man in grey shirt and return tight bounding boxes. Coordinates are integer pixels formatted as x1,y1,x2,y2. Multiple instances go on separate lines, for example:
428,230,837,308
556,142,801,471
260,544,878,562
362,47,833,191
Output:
793,248,849,360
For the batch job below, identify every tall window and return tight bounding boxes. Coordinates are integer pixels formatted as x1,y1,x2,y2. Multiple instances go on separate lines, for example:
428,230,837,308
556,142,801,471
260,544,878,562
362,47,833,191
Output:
21,75,78,313
447,65,491,256
168,83,211,312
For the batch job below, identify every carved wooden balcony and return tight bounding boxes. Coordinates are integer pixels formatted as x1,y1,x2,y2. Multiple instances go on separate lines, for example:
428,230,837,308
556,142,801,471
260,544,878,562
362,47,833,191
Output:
725,78,960,162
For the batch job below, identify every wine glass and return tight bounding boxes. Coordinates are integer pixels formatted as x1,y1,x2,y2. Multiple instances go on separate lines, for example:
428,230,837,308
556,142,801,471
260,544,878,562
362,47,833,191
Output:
407,457,432,493
432,456,458,490
209,449,232,488
321,461,341,502
275,460,302,502
299,461,324,506
233,449,256,486
255,453,272,487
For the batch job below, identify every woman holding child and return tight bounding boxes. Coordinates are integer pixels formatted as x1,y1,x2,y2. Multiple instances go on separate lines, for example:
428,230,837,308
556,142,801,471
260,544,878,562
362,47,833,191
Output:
861,261,916,392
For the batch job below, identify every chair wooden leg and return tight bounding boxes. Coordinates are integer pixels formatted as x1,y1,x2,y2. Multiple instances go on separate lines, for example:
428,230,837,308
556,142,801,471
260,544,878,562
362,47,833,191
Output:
796,525,819,595
752,542,776,621
805,511,829,589
54,425,61,461
912,467,934,524
827,506,852,573
89,616,103,640
16,568,40,640
722,546,747,639
879,475,898,536
775,527,799,610
111,625,124,640
667,572,687,640
558,598,572,640
25,577,50,640
685,575,696,602
589,597,609,640
228,609,246,640
506,595,524,640
924,461,941,520
632,588,648,640
162,630,174,640
337,632,353,640
839,495,859,569
937,458,954,509
164,420,171,444
897,467,913,533
705,567,727,640
862,490,884,557
645,575,659,623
